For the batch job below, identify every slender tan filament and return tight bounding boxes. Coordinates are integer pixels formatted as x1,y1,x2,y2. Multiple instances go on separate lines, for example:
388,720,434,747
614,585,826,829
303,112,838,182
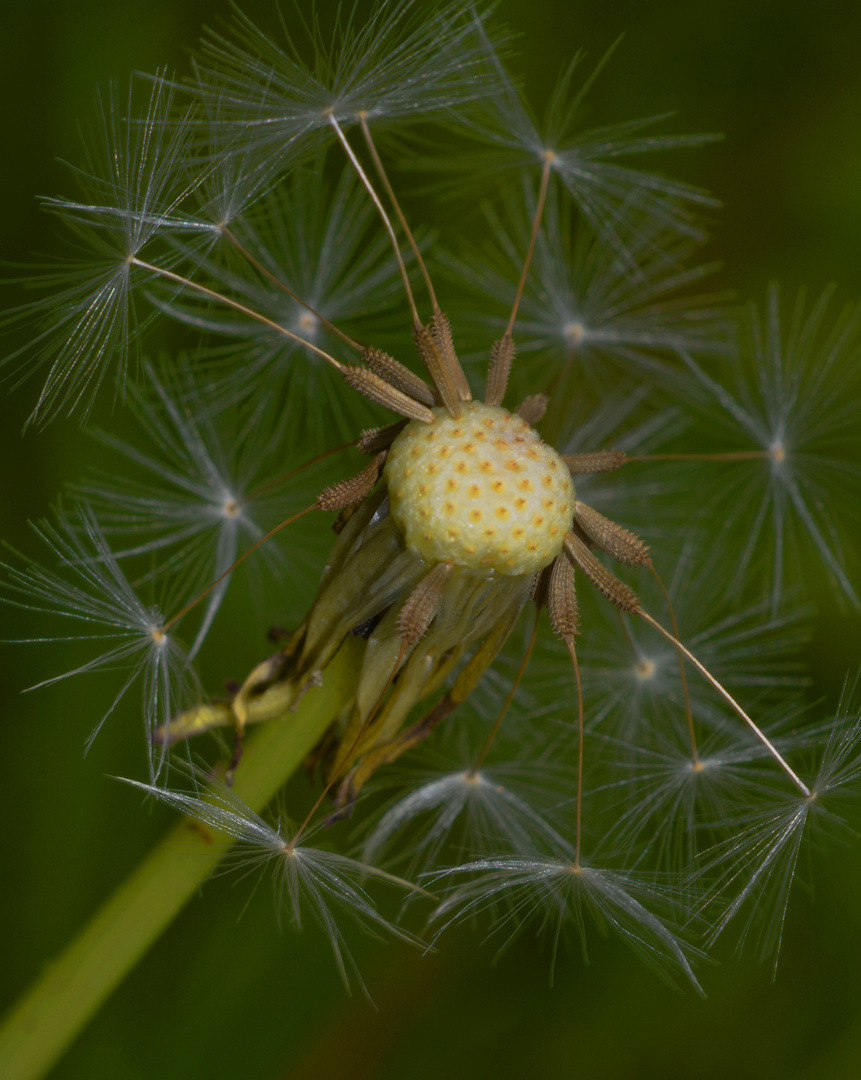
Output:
636,608,810,796
328,115,421,327
565,637,585,870
162,504,318,632
472,607,542,773
647,562,699,766
245,441,357,502
505,152,555,339
221,227,363,353
359,113,439,312
291,641,409,847
130,259,346,371
627,451,772,463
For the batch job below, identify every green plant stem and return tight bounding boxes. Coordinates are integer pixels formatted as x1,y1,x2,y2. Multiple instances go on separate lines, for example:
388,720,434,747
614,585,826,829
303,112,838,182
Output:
0,638,362,1080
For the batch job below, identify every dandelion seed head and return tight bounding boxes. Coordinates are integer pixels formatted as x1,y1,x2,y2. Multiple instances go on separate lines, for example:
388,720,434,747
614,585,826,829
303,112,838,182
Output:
8,0,860,999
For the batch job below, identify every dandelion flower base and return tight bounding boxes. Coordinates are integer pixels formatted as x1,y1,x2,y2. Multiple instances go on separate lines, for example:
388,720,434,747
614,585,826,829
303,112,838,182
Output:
385,402,574,576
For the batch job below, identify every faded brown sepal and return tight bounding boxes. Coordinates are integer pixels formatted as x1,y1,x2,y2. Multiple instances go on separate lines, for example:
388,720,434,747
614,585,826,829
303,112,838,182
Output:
334,693,458,815
530,565,552,609
317,452,387,512
430,310,471,402
414,323,462,417
515,393,549,426
485,334,515,407
563,531,640,612
356,420,408,455
361,346,438,407
547,553,579,639
343,365,435,423
331,504,358,534
562,449,627,474
573,501,650,566
397,561,455,649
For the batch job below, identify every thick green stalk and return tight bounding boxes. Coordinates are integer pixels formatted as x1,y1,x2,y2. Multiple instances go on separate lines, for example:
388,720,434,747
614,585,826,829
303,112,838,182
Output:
0,639,361,1080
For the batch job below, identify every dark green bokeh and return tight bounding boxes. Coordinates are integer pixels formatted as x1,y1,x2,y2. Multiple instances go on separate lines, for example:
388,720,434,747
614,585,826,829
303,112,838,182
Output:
2,2,860,1078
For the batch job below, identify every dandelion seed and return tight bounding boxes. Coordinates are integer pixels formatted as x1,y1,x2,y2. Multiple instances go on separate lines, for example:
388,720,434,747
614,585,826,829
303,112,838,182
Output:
705,683,861,970
445,22,720,268
576,548,810,739
191,1,506,167
680,284,861,611
362,729,572,875
591,701,813,877
74,359,318,657
431,849,704,992
447,186,732,400
1,505,197,776
156,159,410,439
2,76,208,425
119,770,425,994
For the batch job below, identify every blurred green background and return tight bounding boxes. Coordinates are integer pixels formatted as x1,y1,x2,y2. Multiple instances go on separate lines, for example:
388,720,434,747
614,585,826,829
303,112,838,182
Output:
2,1,861,1077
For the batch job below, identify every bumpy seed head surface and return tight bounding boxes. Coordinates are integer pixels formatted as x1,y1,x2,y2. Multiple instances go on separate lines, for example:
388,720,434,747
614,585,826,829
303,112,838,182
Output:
384,402,575,576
